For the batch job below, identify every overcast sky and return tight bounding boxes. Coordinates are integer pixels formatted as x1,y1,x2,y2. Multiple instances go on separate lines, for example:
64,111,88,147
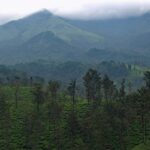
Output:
1,0,150,24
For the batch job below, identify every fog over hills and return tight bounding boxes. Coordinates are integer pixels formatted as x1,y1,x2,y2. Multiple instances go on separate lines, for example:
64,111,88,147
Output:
0,10,150,65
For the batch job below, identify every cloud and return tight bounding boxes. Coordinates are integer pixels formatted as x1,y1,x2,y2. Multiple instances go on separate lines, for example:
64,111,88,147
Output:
50,0,150,20
1,0,150,21
0,15,16,25
0,14,21,25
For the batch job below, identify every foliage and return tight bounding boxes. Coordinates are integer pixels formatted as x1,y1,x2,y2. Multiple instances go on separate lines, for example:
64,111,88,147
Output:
0,70,149,150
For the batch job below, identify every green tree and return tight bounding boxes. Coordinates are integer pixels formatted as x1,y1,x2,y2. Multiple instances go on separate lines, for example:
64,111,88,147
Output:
144,71,150,89
66,80,81,149
83,69,101,106
14,76,20,108
136,87,150,144
0,88,11,150
22,112,44,150
32,83,45,113
47,81,62,149
102,75,116,103
119,78,126,99
67,80,77,112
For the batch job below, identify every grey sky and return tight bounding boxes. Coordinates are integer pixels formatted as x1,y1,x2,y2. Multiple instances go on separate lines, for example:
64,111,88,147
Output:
1,0,150,23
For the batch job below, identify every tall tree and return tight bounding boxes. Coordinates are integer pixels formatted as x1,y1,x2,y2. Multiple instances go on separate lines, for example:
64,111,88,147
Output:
103,75,116,103
144,71,150,89
67,80,81,149
67,80,77,112
14,76,20,108
47,80,62,149
83,69,101,106
32,83,45,113
119,78,126,99
138,88,150,144
48,80,60,100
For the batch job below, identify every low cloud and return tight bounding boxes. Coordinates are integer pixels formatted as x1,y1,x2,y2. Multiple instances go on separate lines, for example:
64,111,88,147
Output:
0,14,20,25
1,0,150,21
51,0,150,20
0,16,12,25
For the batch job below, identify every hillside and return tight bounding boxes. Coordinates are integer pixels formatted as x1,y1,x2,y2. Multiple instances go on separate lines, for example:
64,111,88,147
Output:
67,13,150,49
0,10,150,65
3,31,80,63
0,10,104,64
132,142,150,150
0,10,103,48
0,69,149,150
13,61,146,88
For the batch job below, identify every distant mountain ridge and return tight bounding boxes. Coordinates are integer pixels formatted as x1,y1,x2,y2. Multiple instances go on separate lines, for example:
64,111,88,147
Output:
67,13,150,50
0,10,103,47
0,10,150,65
13,31,79,63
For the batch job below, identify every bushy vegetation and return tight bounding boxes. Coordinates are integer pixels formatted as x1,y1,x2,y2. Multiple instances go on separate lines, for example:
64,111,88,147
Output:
0,69,149,150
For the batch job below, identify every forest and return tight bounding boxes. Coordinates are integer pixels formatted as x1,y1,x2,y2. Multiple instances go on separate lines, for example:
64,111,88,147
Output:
0,68,149,150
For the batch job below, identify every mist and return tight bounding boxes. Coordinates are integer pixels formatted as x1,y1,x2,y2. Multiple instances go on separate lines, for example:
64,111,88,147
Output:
1,0,150,22
51,0,150,20
0,15,19,25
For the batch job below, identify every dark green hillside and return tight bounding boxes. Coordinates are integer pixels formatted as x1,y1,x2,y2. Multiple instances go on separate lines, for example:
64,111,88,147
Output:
0,69,149,150
14,61,147,88
0,65,28,84
84,48,145,63
132,142,150,150
0,65,47,85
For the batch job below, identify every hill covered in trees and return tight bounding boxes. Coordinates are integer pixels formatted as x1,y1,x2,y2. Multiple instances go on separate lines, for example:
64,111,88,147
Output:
0,69,149,150
13,60,148,89
0,61,147,89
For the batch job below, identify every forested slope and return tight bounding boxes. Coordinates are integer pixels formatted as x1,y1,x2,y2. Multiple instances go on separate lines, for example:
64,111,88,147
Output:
0,69,149,150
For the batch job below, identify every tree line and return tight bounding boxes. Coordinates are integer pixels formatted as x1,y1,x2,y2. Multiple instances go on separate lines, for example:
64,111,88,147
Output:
0,69,149,150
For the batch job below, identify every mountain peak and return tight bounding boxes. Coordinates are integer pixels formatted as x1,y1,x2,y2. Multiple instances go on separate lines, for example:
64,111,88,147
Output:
23,9,53,21
35,9,52,15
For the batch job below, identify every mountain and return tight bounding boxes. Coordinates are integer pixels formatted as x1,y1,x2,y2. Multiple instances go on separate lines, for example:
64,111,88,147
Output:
67,14,150,54
0,10,150,65
3,31,81,63
0,10,103,49
0,10,104,64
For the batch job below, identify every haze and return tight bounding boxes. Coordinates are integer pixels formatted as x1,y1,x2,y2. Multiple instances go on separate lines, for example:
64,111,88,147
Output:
1,0,150,23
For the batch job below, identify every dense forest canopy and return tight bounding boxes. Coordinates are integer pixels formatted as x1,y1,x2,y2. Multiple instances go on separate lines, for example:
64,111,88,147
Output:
0,69,149,149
